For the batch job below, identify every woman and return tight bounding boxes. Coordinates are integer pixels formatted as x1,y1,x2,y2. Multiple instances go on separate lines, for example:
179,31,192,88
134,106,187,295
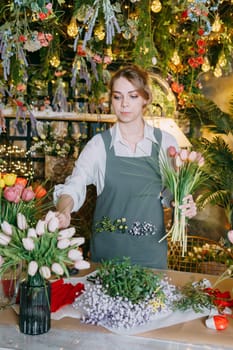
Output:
54,65,196,268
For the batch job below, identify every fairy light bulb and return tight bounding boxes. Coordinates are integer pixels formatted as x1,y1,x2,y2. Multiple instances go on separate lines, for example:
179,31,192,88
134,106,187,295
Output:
213,65,222,78
67,17,78,38
212,14,221,33
151,0,162,13
201,56,210,72
171,50,181,65
50,55,60,68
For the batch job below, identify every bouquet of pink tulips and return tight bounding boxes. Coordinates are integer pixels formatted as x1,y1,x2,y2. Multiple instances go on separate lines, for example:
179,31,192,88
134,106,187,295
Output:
0,172,49,226
0,210,90,284
159,146,207,255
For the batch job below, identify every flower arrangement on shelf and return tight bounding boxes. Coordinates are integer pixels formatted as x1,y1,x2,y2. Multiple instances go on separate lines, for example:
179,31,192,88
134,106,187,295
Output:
0,172,49,226
187,242,233,268
0,210,90,284
159,146,207,255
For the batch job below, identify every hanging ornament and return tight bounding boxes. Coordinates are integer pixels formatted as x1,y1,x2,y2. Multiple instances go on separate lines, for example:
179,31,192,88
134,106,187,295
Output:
201,56,210,72
67,17,78,38
218,53,227,68
212,14,222,33
94,25,105,41
50,56,60,68
151,0,162,13
214,65,222,78
171,50,181,66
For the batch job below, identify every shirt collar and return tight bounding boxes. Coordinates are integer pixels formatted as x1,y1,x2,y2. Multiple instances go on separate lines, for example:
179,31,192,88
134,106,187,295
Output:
110,121,158,149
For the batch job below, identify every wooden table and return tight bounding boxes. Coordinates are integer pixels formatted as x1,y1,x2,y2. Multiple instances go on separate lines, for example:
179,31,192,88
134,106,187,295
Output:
0,266,232,350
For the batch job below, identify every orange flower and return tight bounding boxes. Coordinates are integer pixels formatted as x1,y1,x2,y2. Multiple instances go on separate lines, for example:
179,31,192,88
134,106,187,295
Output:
15,177,28,188
34,185,47,199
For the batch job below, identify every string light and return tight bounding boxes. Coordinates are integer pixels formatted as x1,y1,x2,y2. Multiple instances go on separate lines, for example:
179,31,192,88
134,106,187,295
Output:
0,145,34,177
67,17,78,38
218,53,227,68
151,0,162,13
213,65,222,78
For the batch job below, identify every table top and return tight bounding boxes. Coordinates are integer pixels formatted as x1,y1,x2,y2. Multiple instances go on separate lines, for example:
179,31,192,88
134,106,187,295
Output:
0,266,232,350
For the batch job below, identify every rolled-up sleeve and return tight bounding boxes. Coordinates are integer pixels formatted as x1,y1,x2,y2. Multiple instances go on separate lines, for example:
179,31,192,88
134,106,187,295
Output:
53,134,106,212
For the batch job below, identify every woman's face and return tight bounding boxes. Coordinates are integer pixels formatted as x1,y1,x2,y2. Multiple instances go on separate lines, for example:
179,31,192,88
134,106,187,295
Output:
111,77,147,124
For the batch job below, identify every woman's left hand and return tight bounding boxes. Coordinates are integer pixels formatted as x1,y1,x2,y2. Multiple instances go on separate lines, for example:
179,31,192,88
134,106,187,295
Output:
179,194,197,219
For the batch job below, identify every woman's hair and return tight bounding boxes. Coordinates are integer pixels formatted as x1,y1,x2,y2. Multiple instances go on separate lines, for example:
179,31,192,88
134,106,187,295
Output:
109,64,152,105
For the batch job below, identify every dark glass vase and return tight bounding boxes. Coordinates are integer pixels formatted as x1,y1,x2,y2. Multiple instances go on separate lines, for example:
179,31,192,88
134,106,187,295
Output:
19,274,51,335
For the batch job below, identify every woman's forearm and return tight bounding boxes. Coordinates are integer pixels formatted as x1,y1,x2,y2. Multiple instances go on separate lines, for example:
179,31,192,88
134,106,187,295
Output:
56,194,74,214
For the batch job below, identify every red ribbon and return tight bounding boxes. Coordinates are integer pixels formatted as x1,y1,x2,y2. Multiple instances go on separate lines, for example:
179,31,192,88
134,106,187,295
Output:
204,287,233,309
50,279,84,312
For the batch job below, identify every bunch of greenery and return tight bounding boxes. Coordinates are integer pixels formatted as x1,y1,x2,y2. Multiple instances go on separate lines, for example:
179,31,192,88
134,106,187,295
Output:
87,257,164,304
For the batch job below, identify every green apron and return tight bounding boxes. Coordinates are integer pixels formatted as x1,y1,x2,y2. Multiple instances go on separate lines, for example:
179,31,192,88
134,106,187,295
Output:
90,128,167,268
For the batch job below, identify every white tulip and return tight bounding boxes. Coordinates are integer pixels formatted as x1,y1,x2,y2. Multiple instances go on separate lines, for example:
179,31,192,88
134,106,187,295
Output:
58,227,76,239
51,263,64,275
1,221,12,236
57,238,70,249
22,237,35,251
28,261,38,276
48,217,59,233
68,249,83,261
0,233,11,246
36,219,46,236
74,260,90,270
39,266,51,279
17,213,28,230
27,228,37,238
70,237,85,246
44,210,56,223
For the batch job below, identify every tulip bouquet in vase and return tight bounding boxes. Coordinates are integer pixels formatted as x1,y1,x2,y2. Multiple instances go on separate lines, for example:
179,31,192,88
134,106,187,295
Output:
0,210,90,334
159,146,207,256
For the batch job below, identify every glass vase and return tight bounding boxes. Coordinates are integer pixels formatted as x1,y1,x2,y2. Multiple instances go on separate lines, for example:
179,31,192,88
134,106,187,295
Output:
19,274,51,335
0,265,21,310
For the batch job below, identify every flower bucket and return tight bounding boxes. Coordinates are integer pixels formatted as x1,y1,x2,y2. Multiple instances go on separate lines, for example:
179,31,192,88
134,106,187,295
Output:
199,261,227,276
19,280,51,335
45,155,75,183
0,267,21,310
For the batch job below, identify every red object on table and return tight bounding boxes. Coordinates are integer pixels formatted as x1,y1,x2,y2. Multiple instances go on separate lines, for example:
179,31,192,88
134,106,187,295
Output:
50,279,84,312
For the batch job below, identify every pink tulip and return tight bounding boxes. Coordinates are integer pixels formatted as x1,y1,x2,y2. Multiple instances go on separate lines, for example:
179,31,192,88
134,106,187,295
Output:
175,155,183,168
198,156,205,167
167,146,177,158
3,186,21,203
36,220,46,236
57,238,70,249
51,263,64,275
44,210,56,224
180,149,188,161
58,227,76,240
28,261,38,276
48,217,59,232
17,213,28,230
39,266,51,279
70,237,85,246
0,255,4,267
14,183,25,196
21,187,35,202
1,221,12,236
74,260,90,270
68,249,83,261
22,237,35,251
227,230,233,244
0,233,11,246
27,228,37,238
188,151,197,162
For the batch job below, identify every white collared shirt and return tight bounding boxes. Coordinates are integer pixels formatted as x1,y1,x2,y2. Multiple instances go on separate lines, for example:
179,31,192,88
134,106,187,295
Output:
53,122,179,212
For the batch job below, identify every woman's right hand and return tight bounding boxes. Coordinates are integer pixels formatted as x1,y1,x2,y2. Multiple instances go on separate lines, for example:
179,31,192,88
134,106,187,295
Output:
55,211,71,229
